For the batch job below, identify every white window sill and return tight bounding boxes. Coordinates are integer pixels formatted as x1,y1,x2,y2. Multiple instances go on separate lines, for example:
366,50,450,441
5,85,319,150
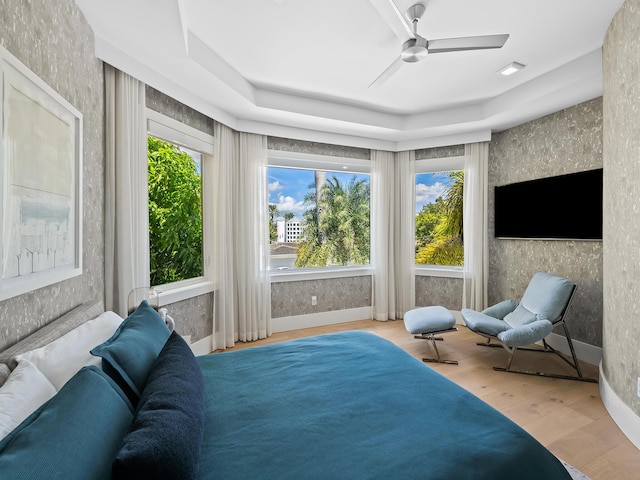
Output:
415,266,464,279
152,278,215,306
270,266,372,283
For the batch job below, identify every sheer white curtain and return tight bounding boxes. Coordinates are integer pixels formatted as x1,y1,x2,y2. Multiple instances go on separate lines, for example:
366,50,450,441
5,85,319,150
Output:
394,150,416,317
104,65,149,317
462,142,489,310
371,150,395,320
371,149,415,320
212,122,271,350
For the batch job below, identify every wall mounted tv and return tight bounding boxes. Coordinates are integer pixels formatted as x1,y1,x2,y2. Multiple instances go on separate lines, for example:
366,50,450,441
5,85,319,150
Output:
494,168,603,240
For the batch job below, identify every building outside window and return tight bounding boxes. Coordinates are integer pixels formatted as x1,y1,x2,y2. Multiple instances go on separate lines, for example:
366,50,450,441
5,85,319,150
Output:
276,216,302,243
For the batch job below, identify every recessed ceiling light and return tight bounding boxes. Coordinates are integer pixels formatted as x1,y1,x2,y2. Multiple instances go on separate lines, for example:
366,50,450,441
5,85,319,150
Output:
497,62,525,76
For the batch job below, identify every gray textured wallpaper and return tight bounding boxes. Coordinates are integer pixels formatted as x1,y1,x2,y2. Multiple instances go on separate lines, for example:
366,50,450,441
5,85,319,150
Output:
415,145,464,160
0,0,105,351
488,98,603,347
146,86,214,135
268,137,370,160
415,276,463,310
602,0,640,415
271,276,371,318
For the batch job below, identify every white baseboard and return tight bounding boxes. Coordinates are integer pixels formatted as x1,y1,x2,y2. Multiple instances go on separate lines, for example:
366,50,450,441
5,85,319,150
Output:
190,334,213,356
599,363,640,451
272,306,373,333
545,332,602,366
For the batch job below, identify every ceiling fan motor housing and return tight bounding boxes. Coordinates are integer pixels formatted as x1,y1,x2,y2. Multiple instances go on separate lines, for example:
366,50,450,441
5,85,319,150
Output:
401,36,428,62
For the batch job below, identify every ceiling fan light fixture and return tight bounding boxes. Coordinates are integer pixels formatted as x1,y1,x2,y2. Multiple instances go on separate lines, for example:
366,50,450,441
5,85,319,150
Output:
497,62,525,76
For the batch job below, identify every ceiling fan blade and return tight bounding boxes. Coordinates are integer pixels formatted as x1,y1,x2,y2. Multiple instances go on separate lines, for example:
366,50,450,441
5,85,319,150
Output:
369,56,404,88
369,0,414,41
427,34,509,54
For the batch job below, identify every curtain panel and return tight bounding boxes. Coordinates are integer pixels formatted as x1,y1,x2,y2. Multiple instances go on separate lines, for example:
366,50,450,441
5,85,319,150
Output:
462,142,489,311
371,150,415,320
104,65,149,317
212,123,271,350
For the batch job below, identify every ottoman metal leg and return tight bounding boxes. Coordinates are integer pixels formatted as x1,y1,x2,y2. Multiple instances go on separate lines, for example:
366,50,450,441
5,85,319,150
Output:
404,306,459,366
416,328,458,365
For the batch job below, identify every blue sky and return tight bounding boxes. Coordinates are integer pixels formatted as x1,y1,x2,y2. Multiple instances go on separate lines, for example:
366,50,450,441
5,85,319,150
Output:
269,167,455,216
415,172,455,212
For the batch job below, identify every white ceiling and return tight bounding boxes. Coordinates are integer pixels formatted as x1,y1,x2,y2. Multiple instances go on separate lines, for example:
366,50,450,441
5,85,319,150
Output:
76,0,623,151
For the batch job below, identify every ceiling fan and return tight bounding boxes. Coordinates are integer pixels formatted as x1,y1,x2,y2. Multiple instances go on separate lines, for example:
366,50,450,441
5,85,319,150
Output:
369,0,509,87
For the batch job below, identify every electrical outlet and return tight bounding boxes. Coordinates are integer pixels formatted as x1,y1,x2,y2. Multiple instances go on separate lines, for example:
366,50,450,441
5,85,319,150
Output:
637,377,640,398
311,295,317,306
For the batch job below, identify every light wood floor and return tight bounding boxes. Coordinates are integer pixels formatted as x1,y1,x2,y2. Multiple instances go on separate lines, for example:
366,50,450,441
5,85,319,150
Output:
222,319,640,480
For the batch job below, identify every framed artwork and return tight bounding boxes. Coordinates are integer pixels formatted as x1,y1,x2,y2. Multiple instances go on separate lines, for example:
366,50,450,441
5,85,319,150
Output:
0,46,83,301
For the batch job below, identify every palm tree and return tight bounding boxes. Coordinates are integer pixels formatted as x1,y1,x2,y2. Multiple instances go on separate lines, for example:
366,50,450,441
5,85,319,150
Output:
315,170,327,242
295,175,370,267
268,204,279,243
415,171,464,266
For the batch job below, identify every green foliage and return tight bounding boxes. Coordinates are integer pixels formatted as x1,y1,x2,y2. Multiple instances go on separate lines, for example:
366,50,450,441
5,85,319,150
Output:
415,171,464,266
295,175,370,267
415,198,446,250
284,212,294,222
415,235,464,266
148,136,203,286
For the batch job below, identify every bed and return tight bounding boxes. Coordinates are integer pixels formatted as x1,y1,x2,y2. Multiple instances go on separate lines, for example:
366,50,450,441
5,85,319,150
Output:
0,300,573,479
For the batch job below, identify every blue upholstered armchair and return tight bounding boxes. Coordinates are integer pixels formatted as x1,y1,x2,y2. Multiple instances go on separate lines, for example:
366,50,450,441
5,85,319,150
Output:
461,271,596,382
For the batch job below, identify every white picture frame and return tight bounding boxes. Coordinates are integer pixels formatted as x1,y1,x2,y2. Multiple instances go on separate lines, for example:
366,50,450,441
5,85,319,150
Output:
0,45,83,301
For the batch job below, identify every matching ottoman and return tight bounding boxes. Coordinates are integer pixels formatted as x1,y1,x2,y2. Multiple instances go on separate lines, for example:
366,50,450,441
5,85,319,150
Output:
404,306,458,365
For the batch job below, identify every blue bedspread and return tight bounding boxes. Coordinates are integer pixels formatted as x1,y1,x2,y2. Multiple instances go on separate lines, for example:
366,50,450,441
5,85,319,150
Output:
195,331,571,479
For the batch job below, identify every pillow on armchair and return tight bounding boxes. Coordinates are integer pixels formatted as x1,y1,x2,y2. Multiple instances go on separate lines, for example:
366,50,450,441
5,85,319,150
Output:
503,304,540,328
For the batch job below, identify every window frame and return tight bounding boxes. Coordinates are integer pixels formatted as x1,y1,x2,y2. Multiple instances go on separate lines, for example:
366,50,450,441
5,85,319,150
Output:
145,109,215,305
414,155,466,279
268,150,373,281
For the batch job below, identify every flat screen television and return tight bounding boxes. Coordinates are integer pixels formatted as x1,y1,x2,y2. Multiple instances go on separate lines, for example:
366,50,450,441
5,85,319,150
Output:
494,168,603,240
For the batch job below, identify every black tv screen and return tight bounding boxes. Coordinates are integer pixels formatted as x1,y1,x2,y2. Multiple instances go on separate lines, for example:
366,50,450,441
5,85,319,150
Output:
494,169,603,240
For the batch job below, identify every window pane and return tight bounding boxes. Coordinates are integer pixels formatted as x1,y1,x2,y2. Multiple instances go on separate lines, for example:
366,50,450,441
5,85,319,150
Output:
415,171,464,266
148,136,203,286
268,166,370,270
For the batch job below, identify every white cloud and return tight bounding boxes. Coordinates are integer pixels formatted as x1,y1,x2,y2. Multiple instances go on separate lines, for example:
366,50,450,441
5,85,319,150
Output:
276,194,306,214
416,182,448,204
268,180,283,192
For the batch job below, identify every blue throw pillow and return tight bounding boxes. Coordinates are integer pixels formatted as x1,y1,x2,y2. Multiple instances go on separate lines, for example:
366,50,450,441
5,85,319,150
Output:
112,331,205,480
0,366,133,480
91,300,170,400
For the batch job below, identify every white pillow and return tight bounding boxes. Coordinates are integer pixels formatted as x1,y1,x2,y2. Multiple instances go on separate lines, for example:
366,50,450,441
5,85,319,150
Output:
15,311,124,391
0,364,10,387
0,359,56,441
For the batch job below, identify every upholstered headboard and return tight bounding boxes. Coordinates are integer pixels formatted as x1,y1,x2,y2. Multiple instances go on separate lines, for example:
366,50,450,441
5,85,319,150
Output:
0,300,104,372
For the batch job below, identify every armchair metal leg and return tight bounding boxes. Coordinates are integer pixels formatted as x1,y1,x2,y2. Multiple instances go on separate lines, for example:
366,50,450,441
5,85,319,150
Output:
476,337,502,348
494,366,598,383
491,329,597,383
